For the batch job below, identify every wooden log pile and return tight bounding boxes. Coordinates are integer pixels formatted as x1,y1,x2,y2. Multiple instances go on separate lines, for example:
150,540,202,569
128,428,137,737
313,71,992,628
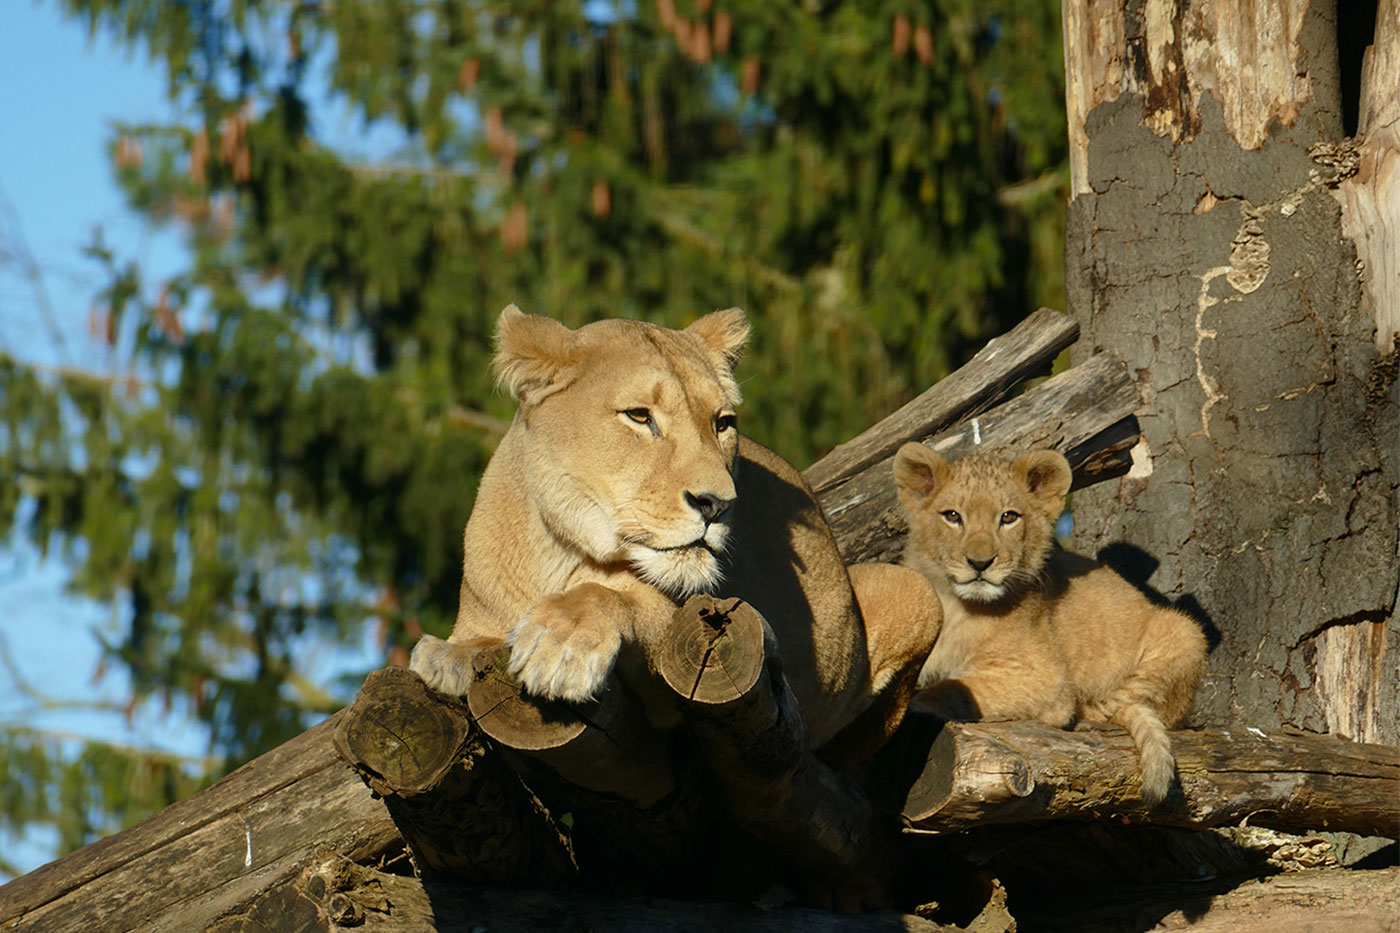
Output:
2,308,1395,932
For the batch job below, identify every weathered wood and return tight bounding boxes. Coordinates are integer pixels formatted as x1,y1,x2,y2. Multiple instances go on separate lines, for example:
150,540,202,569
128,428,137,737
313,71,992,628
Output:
467,644,675,805
820,351,1141,565
659,595,767,705
210,845,963,933
658,596,898,908
0,713,401,933
1335,0,1399,354
460,645,715,893
902,720,1400,839
331,666,574,883
1062,0,1400,748
804,307,1080,492
1013,865,1400,933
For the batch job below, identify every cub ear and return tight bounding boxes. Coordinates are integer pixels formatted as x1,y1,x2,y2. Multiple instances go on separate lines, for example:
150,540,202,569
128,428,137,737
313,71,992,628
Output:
1012,449,1072,517
492,304,577,406
893,443,950,508
685,307,749,371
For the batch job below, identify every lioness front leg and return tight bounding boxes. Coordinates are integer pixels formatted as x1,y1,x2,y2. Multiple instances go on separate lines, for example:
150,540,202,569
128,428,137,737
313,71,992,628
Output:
507,582,673,702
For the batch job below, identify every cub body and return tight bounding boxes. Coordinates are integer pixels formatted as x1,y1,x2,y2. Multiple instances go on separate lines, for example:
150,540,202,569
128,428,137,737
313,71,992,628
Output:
412,306,940,760
893,444,1207,805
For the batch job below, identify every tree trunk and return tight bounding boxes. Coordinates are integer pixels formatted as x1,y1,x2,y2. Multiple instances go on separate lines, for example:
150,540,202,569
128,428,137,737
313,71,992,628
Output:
1062,0,1400,744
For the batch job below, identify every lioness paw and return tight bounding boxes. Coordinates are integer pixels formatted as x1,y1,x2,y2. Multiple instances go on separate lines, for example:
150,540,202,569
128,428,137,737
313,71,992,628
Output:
507,597,622,702
410,634,474,696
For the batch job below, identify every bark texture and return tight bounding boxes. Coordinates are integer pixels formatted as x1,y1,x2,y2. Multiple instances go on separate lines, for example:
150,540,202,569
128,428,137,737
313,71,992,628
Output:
0,714,401,933
1063,0,1400,745
901,720,1400,838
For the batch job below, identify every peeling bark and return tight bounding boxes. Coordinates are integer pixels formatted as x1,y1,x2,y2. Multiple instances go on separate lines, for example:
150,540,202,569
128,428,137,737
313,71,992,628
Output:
1063,0,1400,744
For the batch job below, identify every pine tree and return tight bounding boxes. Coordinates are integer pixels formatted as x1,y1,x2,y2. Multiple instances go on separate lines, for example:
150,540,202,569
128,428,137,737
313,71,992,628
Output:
0,0,1066,864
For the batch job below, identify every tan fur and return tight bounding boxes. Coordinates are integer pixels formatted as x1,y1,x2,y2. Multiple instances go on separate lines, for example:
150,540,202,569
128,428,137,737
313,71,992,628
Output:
893,444,1208,805
412,306,941,759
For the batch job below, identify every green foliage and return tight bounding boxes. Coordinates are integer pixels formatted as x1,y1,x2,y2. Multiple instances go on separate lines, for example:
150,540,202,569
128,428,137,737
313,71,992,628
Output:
2,0,1066,862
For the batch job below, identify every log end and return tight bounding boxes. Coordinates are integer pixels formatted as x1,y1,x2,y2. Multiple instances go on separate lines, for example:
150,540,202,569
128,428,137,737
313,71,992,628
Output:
467,645,589,751
332,666,470,796
659,596,767,706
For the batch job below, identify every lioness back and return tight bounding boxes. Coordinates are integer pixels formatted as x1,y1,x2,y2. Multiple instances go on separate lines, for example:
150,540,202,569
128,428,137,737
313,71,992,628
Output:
894,443,1208,805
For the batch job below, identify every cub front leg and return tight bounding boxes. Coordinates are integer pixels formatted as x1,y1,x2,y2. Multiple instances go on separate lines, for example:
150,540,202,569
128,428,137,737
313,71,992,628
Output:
507,582,672,703
914,663,1074,727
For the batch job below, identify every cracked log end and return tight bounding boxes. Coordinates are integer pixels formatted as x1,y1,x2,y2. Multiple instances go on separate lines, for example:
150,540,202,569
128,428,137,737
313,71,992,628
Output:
660,595,767,706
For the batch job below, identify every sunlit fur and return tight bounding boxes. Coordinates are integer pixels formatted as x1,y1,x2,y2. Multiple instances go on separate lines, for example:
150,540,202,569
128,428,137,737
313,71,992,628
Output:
411,306,943,763
894,444,1208,807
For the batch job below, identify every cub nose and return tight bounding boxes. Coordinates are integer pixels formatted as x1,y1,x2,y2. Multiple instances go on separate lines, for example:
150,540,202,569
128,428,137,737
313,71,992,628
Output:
967,556,994,573
686,491,734,524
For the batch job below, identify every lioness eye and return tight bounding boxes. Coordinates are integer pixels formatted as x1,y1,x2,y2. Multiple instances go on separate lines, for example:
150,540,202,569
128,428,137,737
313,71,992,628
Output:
716,413,737,433
1001,510,1021,525
623,408,652,426
941,510,962,526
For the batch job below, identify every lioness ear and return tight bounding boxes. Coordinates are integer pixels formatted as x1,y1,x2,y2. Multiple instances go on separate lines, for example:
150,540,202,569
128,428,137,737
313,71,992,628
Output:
893,443,950,509
1012,449,1072,517
685,307,749,371
492,304,577,406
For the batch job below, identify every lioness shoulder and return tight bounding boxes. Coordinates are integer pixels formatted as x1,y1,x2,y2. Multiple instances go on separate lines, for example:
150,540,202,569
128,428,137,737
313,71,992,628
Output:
893,443,1207,805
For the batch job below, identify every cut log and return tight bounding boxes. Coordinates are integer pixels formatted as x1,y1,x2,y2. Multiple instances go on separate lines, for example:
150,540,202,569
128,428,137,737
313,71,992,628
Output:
331,666,574,883
0,713,401,933
463,645,714,893
657,596,898,908
820,351,1141,565
804,307,1080,492
466,644,675,806
902,719,1400,839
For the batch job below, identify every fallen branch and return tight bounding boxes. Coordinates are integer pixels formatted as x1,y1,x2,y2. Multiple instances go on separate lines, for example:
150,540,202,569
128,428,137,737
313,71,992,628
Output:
902,719,1400,839
805,307,1080,492
819,351,1141,565
0,715,400,933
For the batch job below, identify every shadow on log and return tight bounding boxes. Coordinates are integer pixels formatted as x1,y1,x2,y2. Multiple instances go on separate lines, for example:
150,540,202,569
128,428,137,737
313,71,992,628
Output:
330,666,574,883
659,596,901,909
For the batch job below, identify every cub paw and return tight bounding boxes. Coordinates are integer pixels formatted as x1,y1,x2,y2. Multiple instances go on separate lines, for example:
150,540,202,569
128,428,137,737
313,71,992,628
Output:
410,634,474,696
507,594,622,702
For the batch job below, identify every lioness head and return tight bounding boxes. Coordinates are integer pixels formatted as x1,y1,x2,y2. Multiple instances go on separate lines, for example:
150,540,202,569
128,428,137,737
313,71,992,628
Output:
893,445,1072,604
493,305,749,597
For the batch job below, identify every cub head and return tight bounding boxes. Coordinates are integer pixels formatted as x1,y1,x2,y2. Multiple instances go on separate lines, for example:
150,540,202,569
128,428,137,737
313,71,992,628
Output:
893,445,1072,605
492,304,749,597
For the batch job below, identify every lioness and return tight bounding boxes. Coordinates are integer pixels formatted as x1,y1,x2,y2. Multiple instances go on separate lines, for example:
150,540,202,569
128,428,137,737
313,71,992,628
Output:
412,305,940,762
893,443,1207,805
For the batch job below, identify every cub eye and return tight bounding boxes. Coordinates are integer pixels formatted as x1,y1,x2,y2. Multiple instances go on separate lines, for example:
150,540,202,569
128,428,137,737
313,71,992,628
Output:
715,413,738,434
940,510,962,527
1000,510,1021,526
623,408,653,426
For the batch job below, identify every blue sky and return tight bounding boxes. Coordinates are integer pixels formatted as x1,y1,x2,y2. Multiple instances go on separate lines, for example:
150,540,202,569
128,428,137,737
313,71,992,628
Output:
0,2,387,879
0,1,201,879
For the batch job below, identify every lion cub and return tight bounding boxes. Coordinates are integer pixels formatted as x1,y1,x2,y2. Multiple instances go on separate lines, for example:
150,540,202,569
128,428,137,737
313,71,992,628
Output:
892,444,1207,806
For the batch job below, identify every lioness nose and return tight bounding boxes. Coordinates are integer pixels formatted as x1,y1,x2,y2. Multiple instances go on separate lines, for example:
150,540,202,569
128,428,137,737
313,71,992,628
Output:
686,491,733,523
967,556,994,573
